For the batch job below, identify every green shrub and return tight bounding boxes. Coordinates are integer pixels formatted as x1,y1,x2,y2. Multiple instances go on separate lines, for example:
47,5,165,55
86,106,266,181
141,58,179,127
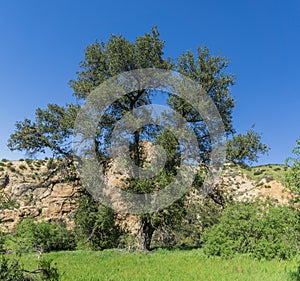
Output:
1,159,8,162
47,158,57,170
0,233,5,253
0,192,20,210
75,194,122,250
253,169,265,176
0,254,60,281
9,166,17,173
289,265,300,281
202,201,300,260
19,165,27,170
0,255,27,281
14,218,76,253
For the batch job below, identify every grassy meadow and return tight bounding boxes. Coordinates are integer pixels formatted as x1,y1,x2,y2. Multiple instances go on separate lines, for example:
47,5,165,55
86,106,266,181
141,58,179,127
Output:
18,249,299,281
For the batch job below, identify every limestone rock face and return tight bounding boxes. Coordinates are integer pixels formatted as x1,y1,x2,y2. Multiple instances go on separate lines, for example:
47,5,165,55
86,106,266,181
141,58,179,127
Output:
0,160,80,232
0,158,291,233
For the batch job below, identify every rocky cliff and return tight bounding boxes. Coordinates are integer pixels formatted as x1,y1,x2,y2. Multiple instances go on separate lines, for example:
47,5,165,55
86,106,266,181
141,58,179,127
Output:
0,158,291,232
0,159,80,232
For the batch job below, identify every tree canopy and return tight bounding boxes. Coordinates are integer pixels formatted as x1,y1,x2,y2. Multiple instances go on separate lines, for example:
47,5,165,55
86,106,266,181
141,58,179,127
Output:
225,129,269,165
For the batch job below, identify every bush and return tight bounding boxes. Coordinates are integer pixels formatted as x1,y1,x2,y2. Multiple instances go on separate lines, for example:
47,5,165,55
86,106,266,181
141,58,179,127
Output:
9,166,17,173
19,165,27,170
14,218,76,253
0,192,19,210
75,194,122,250
0,233,5,253
0,255,27,281
253,169,265,175
0,254,60,281
201,201,300,260
47,158,57,170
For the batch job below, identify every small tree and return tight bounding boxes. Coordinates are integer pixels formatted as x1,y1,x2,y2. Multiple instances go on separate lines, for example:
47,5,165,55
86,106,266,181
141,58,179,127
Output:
286,140,300,195
225,129,269,165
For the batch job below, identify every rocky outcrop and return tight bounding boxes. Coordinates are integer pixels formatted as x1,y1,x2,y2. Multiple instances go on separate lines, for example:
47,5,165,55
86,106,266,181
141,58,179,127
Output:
0,160,80,232
0,158,291,233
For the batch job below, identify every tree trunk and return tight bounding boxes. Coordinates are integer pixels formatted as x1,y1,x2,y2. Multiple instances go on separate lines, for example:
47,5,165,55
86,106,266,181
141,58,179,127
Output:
139,218,155,251
133,130,140,167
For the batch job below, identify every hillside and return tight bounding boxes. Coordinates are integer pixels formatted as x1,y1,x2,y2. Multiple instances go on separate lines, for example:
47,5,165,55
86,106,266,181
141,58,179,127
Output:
0,158,291,232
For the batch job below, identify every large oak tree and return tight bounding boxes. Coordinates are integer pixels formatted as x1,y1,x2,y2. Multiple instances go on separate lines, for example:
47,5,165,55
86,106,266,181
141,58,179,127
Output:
8,27,267,250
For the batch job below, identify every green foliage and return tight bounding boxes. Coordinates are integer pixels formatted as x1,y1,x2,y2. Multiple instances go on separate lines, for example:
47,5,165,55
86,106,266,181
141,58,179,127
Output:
226,130,269,165
36,258,60,281
8,166,17,173
14,218,75,253
8,104,79,158
239,164,287,183
0,254,60,281
0,255,28,281
253,169,265,175
202,201,300,260
152,196,222,249
174,46,235,135
0,192,19,210
286,140,300,196
70,26,171,100
289,265,300,281
74,194,122,250
19,164,27,170
0,233,5,253
46,158,57,170
1,158,8,162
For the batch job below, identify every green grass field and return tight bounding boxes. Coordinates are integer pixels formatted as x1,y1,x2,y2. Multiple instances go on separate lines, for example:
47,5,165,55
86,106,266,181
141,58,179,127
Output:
18,249,299,281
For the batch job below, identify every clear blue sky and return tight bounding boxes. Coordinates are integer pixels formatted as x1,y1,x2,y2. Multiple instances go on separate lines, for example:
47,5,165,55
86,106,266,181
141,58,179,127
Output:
0,0,299,165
